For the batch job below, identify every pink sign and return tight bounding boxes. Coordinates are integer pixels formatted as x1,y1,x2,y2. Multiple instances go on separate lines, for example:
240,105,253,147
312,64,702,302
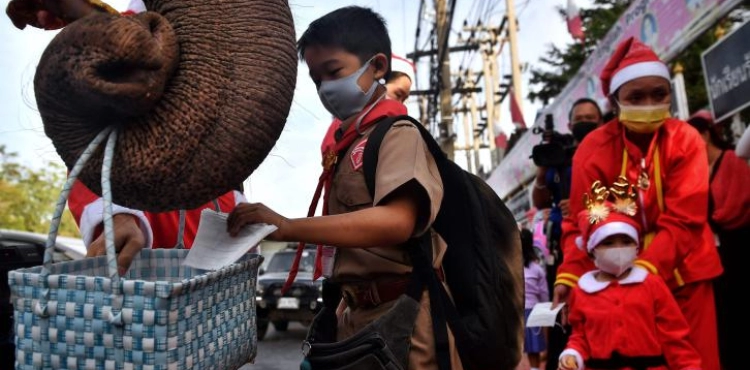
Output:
489,0,743,199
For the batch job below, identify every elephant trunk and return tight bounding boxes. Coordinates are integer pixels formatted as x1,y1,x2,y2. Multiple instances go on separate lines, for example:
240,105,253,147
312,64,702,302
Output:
34,0,297,211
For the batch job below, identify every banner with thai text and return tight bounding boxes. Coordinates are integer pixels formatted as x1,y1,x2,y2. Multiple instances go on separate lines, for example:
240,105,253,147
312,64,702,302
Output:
701,19,750,123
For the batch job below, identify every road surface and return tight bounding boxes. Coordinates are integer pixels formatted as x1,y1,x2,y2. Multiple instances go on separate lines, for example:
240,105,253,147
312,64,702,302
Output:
249,322,307,369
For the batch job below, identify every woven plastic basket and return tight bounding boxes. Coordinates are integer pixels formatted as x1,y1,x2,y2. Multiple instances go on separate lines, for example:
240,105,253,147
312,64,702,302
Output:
8,128,263,369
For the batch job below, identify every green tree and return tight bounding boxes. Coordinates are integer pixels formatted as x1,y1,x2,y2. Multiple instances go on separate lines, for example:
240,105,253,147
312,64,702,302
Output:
0,145,79,237
528,0,633,105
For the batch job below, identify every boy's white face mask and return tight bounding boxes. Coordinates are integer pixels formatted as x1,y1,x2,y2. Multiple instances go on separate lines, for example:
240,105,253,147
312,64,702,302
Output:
317,57,378,121
593,246,637,277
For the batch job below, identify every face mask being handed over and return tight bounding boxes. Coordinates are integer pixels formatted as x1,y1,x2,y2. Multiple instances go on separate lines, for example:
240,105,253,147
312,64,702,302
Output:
318,57,378,121
618,102,671,134
593,246,637,277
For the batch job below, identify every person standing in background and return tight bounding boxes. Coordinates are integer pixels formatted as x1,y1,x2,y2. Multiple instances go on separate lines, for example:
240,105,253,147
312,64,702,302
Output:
688,110,749,370
521,228,549,370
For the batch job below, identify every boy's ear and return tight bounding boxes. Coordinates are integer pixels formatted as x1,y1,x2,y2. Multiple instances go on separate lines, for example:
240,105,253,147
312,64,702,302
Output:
372,53,389,80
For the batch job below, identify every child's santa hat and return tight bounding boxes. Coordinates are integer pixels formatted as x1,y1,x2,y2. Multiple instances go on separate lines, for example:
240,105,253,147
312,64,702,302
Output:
600,37,670,96
576,177,642,252
391,54,416,84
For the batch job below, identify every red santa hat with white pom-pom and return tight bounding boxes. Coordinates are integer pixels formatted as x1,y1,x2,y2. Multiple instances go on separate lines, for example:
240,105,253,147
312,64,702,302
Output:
600,36,671,96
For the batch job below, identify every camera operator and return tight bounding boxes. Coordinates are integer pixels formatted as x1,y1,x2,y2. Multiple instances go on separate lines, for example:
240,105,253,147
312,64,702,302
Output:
529,98,602,370
532,98,603,214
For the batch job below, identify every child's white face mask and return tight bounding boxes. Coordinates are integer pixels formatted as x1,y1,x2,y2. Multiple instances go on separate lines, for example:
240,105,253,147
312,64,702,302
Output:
593,246,637,277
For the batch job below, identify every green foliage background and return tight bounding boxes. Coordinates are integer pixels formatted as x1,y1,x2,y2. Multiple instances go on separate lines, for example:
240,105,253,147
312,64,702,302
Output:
0,145,79,237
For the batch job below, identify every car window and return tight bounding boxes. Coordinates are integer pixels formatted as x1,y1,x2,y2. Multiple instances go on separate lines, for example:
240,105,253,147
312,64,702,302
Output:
266,250,316,273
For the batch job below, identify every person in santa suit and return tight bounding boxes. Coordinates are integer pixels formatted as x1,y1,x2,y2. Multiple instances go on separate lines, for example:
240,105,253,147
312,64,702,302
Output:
558,178,702,370
6,0,251,274
551,37,722,370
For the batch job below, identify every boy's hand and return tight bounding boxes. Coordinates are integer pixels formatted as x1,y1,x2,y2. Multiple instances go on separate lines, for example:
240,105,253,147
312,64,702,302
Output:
558,355,578,370
227,202,288,240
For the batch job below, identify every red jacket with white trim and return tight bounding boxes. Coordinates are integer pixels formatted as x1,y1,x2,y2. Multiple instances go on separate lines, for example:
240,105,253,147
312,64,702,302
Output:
556,118,722,290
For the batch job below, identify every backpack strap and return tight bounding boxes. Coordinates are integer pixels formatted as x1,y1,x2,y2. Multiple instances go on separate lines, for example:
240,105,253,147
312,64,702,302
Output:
363,115,447,199
362,115,453,370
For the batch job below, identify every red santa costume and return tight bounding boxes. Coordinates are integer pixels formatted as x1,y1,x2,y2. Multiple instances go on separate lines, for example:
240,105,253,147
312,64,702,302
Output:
561,192,702,370
67,0,248,250
555,37,721,370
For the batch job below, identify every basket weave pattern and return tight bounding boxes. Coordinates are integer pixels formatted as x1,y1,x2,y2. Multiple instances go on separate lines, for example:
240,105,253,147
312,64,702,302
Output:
9,249,262,370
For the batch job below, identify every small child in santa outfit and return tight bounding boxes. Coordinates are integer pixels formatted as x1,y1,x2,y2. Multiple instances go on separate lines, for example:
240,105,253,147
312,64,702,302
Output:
558,177,701,370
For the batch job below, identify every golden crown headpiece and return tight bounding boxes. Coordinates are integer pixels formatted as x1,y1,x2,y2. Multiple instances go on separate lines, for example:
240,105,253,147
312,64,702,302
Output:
582,176,638,224
609,175,638,216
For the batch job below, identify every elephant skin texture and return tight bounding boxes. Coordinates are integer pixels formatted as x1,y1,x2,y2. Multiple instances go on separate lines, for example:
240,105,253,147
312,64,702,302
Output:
34,0,298,211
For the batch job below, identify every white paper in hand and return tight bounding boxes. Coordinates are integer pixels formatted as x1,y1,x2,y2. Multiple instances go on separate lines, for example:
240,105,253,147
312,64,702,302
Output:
526,302,566,327
183,209,277,270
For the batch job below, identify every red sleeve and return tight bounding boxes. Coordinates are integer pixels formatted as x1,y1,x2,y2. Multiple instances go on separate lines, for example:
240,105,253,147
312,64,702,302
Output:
68,179,102,226
637,129,709,281
649,276,702,369
710,151,750,230
556,146,596,287
564,288,590,360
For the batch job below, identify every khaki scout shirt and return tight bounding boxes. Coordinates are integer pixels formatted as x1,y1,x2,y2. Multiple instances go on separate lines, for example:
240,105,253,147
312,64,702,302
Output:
327,118,445,282
328,118,463,370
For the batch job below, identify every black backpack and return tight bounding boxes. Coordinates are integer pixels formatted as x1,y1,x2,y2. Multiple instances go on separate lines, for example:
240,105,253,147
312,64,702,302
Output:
362,115,524,370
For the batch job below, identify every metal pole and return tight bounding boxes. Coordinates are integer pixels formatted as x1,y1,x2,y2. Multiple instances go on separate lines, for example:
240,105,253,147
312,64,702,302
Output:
505,0,523,108
468,69,483,175
436,0,455,159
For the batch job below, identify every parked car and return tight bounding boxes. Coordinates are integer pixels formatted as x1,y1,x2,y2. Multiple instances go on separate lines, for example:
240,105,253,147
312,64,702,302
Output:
0,229,86,367
255,244,323,340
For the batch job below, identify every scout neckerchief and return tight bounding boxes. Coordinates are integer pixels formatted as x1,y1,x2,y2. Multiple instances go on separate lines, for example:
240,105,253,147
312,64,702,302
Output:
282,95,407,293
619,124,684,286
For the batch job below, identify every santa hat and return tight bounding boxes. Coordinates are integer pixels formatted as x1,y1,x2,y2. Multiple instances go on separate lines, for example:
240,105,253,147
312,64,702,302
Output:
577,206,641,252
576,178,642,252
391,54,416,84
600,37,670,96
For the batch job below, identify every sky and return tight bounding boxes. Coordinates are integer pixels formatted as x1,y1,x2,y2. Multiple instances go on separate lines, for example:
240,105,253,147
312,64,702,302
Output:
0,0,592,219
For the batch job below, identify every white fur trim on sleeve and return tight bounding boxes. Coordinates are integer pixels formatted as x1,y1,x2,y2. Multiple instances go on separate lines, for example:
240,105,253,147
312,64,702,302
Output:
126,0,146,13
233,190,247,205
609,61,670,96
560,348,585,370
79,198,153,249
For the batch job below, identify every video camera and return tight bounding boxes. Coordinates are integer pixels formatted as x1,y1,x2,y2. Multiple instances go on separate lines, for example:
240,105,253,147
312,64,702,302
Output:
530,114,576,168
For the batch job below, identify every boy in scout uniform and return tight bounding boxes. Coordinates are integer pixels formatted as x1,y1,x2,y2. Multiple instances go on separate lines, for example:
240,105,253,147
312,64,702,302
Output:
227,6,463,370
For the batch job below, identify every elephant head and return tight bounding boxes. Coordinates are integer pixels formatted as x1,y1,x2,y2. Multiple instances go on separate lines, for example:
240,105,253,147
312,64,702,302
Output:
33,0,297,211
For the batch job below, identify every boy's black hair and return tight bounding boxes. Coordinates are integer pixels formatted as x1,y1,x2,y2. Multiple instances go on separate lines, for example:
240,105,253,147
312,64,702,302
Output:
297,6,392,77
568,97,603,121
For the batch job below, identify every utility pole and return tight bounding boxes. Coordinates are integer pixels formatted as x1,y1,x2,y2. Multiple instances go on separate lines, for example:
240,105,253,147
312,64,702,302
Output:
436,0,455,160
458,86,474,173
465,19,505,169
505,0,523,107
467,69,483,175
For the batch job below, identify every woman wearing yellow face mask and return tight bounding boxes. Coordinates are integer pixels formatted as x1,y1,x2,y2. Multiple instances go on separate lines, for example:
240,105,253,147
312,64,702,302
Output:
551,37,723,370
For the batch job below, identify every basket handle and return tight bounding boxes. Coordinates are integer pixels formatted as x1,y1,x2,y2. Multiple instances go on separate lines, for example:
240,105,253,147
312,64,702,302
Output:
36,128,123,319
